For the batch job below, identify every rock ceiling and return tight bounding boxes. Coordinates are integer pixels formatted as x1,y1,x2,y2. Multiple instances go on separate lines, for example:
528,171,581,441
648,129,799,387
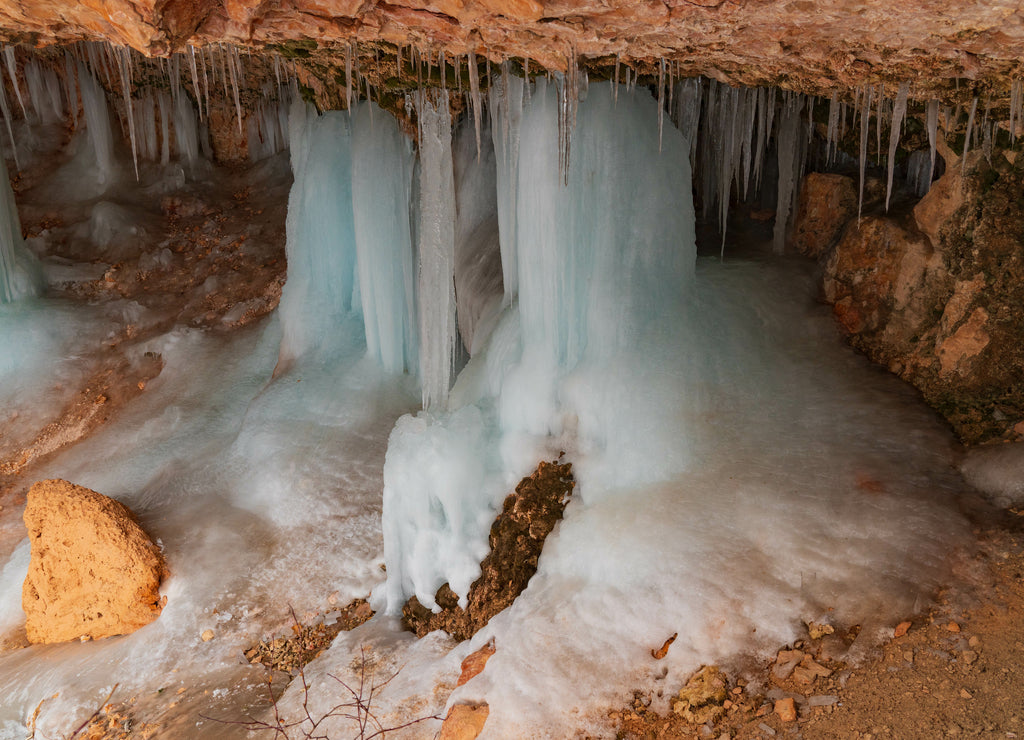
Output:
0,1,1022,100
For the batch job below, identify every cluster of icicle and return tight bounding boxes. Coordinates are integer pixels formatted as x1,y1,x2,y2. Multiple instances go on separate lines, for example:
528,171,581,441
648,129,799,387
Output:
0,42,294,180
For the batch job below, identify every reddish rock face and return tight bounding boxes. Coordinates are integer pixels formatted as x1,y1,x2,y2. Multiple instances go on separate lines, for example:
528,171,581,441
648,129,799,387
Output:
0,1,1022,97
791,173,858,260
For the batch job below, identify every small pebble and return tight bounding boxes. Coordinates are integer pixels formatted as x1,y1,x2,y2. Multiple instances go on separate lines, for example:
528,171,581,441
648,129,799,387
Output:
201,629,215,642
947,622,961,633
960,689,973,700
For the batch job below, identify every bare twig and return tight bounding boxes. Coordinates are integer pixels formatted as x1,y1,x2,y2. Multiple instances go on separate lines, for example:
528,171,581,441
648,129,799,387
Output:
67,683,120,739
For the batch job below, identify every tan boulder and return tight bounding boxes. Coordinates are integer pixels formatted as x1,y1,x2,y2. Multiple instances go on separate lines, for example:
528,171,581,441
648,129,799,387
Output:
790,173,857,259
22,479,167,644
439,703,489,740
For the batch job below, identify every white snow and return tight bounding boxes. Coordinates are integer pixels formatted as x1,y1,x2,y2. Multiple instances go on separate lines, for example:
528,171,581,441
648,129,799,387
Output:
0,66,976,740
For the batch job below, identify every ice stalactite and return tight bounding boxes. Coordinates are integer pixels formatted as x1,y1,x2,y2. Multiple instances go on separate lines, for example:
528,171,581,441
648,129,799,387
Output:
351,102,418,373
962,96,978,175
4,47,26,119
278,102,359,363
468,51,482,159
114,46,140,180
415,92,458,410
885,82,909,212
489,73,525,302
0,56,18,171
453,112,503,357
0,155,42,303
78,63,118,188
773,93,805,254
381,78,695,613
24,57,63,125
858,85,874,223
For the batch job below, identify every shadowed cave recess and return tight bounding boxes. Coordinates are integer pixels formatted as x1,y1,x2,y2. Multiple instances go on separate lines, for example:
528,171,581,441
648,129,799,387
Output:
0,4,1023,738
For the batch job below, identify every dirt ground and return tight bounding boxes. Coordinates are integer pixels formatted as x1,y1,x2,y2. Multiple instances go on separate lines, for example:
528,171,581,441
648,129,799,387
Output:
613,506,1024,740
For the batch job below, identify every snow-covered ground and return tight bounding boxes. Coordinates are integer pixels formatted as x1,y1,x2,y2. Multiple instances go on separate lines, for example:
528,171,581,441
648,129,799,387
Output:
0,69,975,739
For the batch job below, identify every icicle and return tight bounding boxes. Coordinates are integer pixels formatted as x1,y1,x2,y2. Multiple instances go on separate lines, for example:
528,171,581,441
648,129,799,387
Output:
884,82,909,213
63,51,79,130
826,91,839,166
773,94,804,254
200,46,210,118
557,48,579,185
115,47,141,180
345,43,354,111
806,95,815,146
962,96,978,175
657,58,665,152
3,47,26,118
858,85,874,223
468,50,482,160
414,90,458,410
188,46,202,121
926,99,938,189
0,61,18,170
440,51,447,95
613,53,620,104
158,91,170,165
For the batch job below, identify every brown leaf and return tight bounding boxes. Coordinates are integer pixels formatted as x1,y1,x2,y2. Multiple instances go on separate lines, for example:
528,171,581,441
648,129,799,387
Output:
651,633,678,660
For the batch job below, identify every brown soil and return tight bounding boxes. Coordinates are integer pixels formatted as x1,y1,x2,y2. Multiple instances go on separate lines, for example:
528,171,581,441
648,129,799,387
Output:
244,599,375,674
612,517,1024,740
402,458,575,641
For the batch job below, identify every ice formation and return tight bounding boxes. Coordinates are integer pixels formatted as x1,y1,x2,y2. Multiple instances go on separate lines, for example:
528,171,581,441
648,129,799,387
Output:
381,78,697,613
0,155,41,303
0,48,994,739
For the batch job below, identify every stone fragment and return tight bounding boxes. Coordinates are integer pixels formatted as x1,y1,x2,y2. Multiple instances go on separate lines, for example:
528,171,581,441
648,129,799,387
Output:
806,620,835,640
201,629,215,642
894,621,912,638
22,479,167,644
772,649,804,681
673,665,728,724
775,697,797,722
439,704,489,740
792,655,832,685
457,640,496,687
946,622,962,633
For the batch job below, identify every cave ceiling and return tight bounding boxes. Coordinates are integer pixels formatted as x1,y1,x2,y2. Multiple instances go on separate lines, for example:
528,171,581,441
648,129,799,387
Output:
0,1,1021,102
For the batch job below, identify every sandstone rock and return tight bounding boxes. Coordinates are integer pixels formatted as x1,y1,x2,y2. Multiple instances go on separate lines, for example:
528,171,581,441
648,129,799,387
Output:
439,703,489,740
790,173,857,259
673,665,728,723
772,649,804,681
894,621,912,638
937,307,990,378
914,159,966,249
774,696,797,722
22,479,167,644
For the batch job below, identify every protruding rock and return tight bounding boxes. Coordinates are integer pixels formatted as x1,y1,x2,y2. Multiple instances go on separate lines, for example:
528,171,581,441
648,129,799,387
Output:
790,173,857,259
439,703,489,740
22,479,167,644
774,696,797,722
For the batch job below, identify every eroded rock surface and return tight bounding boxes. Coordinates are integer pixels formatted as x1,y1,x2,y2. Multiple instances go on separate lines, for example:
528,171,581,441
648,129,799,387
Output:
402,459,574,641
806,151,1024,444
0,1,1022,101
22,479,167,644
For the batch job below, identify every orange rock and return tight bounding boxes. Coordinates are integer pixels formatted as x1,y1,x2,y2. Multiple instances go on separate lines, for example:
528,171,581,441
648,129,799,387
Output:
22,479,167,644
790,173,857,259
457,640,496,686
439,703,489,740
937,307,990,378
894,621,912,638
774,697,797,722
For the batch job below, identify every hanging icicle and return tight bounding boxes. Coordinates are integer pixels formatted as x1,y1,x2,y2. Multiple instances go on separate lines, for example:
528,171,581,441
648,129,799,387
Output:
858,85,874,223
884,82,909,212
962,95,978,175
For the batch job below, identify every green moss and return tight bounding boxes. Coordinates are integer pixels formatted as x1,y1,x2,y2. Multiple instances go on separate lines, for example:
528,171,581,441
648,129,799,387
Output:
271,39,318,59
